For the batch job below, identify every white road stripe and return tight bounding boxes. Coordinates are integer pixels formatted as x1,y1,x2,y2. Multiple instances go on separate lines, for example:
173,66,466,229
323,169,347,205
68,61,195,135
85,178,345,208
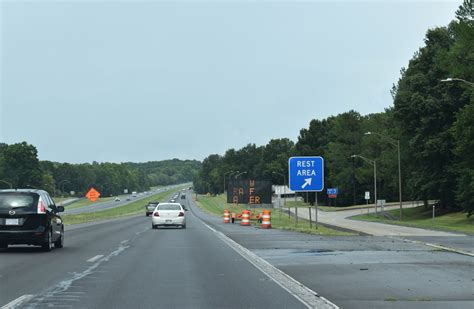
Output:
1,294,34,309
399,237,474,257
201,221,339,309
86,255,104,263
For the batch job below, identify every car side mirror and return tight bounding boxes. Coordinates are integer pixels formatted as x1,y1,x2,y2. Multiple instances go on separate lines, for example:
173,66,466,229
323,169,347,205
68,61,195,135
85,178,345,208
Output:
57,206,65,212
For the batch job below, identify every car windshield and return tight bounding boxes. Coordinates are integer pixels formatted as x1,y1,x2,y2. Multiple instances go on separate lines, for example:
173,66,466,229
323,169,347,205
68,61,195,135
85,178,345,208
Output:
157,204,181,211
0,193,35,209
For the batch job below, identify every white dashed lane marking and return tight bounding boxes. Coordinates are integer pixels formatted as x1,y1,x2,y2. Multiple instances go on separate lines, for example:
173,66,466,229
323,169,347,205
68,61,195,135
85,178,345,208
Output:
86,255,104,263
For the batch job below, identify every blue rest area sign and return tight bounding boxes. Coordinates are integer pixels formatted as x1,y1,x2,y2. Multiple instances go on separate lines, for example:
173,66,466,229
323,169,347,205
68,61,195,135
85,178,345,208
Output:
288,156,324,192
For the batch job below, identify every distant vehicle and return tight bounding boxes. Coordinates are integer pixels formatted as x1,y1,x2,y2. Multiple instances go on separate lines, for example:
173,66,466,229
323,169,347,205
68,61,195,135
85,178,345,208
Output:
126,196,131,201
114,197,121,202
0,189,65,251
169,199,176,203
132,191,137,197
145,201,159,217
151,203,186,229
181,194,186,200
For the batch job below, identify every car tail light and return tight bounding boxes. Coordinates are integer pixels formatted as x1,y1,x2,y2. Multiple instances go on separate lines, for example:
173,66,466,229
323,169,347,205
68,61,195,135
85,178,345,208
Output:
37,198,46,214
153,212,160,217
178,212,184,217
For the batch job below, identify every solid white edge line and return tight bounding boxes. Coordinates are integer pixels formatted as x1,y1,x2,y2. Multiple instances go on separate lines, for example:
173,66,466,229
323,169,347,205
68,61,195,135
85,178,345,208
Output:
86,255,104,263
1,294,34,309
201,221,339,309
399,238,474,257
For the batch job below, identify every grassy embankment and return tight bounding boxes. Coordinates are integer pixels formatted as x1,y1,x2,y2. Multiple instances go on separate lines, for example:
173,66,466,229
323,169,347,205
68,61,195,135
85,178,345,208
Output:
62,186,186,226
63,197,115,210
195,194,353,236
351,206,473,235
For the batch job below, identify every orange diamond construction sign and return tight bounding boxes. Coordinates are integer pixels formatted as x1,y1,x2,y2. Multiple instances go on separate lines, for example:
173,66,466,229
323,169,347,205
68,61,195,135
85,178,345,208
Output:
86,187,101,202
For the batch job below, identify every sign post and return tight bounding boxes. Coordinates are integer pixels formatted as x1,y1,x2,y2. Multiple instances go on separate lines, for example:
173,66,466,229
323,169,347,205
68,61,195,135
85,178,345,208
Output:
315,192,318,229
365,191,370,215
289,156,324,228
377,199,386,214
327,188,338,207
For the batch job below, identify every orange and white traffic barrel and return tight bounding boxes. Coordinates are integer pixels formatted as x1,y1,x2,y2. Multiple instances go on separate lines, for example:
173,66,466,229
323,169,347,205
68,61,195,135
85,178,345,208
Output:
261,209,271,229
223,209,230,223
240,210,251,226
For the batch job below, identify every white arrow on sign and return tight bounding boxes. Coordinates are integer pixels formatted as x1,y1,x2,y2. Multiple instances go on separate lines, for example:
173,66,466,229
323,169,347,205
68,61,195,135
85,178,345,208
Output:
301,178,312,189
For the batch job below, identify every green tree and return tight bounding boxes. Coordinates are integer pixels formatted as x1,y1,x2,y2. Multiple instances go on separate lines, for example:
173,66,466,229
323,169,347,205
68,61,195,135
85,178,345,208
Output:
2,142,43,188
452,101,474,216
393,25,464,209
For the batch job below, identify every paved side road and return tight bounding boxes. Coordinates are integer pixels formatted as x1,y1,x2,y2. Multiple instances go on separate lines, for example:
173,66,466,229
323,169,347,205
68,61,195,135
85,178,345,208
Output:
287,205,464,237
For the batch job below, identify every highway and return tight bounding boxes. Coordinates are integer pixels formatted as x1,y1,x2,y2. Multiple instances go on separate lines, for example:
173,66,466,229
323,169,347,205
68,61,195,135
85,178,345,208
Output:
63,184,189,215
1,190,473,309
0,191,314,309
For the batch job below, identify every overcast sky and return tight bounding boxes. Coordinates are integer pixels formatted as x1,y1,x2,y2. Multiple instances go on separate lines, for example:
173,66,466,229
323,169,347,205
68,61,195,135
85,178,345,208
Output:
0,0,461,163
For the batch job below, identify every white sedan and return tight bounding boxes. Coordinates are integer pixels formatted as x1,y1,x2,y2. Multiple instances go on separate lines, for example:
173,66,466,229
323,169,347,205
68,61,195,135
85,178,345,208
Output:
151,203,186,229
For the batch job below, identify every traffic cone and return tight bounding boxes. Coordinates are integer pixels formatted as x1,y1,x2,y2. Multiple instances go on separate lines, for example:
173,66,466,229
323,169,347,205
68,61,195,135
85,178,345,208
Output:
261,209,271,229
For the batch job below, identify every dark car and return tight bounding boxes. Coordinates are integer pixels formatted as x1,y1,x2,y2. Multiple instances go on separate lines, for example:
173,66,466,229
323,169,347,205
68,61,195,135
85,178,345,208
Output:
145,201,159,217
0,189,65,251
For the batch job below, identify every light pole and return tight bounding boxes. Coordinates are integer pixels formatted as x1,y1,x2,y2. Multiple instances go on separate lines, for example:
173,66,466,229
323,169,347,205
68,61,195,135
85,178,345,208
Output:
0,179,13,189
351,154,377,215
235,171,247,179
57,180,70,197
223,171,234,194
441,78,474,87
365,132,403,220
228,171,239,185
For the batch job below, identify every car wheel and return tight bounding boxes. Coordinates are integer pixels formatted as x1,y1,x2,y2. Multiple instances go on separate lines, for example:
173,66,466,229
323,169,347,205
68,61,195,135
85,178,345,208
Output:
42,230,53,252
146,213,149,217
182,224,186,229
152,224,156,229
54,228,64,248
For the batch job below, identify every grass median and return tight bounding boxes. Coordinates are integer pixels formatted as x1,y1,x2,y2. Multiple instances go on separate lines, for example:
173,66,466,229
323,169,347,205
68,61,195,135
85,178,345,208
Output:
62,186,186,226
64,197,115,210
195,194,353,236
351,206,474,235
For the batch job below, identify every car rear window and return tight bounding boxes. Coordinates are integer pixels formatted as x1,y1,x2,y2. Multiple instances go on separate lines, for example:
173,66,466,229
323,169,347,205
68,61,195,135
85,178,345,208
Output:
0,193,37,210
157,204,181,211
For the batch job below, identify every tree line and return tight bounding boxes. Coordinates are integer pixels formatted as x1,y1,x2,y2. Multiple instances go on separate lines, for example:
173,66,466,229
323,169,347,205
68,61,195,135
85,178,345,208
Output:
193,1,474,216
0,142,201,197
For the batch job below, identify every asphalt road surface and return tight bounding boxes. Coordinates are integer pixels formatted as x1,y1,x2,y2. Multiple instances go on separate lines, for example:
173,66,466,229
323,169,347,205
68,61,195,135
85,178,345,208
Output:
1,190,472,309
190,196,474,309
0,191,308,308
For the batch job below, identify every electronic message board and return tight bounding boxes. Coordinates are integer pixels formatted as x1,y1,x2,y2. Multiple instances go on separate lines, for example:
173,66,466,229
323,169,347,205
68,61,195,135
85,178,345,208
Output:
227,180,272,204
